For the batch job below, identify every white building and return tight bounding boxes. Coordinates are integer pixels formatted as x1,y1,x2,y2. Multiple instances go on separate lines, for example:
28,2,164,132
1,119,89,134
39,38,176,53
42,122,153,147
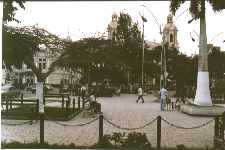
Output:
13,36,81,86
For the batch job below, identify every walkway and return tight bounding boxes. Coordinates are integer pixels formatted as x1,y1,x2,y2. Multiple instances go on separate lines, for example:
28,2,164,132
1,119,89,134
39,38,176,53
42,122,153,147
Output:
1,94,215,148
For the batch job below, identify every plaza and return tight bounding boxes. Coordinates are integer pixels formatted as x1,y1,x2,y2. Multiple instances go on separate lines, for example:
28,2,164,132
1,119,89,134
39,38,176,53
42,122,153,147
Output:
1,93,216,148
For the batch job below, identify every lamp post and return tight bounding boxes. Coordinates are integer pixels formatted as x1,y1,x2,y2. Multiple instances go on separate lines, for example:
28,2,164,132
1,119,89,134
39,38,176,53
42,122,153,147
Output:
140,4,165,90
141,4,188,91
139,13,147,89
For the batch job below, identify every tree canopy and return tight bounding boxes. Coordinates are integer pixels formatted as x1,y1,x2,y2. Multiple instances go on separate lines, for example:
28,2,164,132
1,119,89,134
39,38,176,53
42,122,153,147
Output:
3,0,26,23
3,25,67,81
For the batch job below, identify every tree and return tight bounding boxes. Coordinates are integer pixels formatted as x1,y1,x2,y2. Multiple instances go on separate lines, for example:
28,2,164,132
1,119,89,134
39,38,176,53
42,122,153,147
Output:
208,46,225,79
3,0,26,23
114,12,144,84
170,0,224,106
3,25,67,113
60,36,129,85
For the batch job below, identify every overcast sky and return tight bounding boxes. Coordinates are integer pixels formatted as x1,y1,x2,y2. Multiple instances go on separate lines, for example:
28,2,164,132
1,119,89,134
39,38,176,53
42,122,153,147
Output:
2,1,225,56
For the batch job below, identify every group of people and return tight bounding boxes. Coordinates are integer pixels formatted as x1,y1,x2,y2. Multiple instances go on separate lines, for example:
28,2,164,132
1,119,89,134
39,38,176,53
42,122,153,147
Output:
136,86,183,111
80,85,102,113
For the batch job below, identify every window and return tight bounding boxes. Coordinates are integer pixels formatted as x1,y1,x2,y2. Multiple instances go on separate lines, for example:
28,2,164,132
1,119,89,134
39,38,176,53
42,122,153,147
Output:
39,63,42,69
170,34,173,43
43,63,46,69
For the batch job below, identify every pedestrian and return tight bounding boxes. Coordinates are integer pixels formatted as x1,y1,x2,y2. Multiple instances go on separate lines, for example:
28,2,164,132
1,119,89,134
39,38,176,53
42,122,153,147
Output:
136,86,144,103
81,84,87,101
160,86,168,111
171,97,176,111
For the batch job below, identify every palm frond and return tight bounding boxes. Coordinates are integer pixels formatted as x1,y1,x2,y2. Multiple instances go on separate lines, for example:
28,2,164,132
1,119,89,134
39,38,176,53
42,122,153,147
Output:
170,0,186,15
208,0,225,12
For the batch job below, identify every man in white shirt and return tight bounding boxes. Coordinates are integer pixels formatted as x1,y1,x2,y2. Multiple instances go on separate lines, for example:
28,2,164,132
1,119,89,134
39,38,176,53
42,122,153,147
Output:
160,87,168,111
136,87,144,103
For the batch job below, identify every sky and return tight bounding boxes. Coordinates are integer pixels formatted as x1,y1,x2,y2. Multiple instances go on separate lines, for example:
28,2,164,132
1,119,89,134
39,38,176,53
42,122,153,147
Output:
2,1,225,56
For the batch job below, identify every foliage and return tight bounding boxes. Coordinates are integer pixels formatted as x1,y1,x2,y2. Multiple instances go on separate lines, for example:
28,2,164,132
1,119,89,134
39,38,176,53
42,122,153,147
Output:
115,12,143,68
3,0,26,23
2,106,80,121
208,47,225,79
170,0,224,19
3,25,67,82
94,132,151,149
1,141,83,149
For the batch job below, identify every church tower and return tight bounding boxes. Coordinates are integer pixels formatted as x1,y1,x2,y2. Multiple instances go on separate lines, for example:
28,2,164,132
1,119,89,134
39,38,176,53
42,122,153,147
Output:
107,12,118,41
163,14,178,48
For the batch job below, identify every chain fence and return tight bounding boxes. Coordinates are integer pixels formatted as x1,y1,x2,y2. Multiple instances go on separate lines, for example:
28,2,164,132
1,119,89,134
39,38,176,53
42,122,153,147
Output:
103,116,157,131
45,115,99,127
161,117,215,129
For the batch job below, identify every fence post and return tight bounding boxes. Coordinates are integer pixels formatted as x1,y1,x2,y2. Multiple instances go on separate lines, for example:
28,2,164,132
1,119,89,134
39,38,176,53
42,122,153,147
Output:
40,113,44,145
62,95,64,110
21,93,23,104
73,98,75,112
99,114,103,143
36,99,39,118
82,97,85,109
78,97,80,110
214,116,219,148
221,112,225,141
157,116,161,149
6,98,9,112
10,97,12,109
66,101,69,114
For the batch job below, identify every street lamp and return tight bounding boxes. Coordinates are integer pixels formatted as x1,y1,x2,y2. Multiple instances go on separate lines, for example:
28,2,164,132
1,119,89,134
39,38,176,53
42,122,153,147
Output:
140,4,165,90
139,12,147,89
141,4,189,91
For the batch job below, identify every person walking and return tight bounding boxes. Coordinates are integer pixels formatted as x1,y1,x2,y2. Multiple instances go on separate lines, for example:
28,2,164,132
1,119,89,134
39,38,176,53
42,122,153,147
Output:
136,87,144,103
160,87,168,111
81,85,87,101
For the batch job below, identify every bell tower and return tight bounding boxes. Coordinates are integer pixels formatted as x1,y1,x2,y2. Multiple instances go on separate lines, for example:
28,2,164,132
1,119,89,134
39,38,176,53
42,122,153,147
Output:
163,14,178,48
107,12,118,41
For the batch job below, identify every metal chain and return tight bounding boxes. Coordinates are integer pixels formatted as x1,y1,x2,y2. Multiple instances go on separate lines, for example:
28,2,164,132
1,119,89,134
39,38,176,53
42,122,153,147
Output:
103,116,157,131
45,115,99,127
161,117,214,129
2,120,34,126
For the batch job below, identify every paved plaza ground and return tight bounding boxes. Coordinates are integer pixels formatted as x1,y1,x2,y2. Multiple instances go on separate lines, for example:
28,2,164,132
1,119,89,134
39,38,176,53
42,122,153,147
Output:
1,93,217,148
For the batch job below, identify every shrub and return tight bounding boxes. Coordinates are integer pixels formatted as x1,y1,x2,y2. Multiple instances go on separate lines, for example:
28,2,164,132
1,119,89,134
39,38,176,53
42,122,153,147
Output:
93,132,151,149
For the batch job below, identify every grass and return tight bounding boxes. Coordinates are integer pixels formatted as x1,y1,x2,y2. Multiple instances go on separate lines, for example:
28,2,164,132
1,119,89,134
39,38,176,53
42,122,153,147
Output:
1,105,81,121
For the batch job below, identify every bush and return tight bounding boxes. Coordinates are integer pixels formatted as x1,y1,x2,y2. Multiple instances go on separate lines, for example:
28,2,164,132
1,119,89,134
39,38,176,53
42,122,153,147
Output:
93,132,151,149
98,87,115,97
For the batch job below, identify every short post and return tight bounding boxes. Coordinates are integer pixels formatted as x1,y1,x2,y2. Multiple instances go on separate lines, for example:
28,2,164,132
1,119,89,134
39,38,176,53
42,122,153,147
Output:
10,97,12,109
68,95,71,105
62,95,64,110
82,97,85,109
221,112,225,141
36,99,39,117
214,116,219,148
66,101,69,114
72,98,75,112
157,116,161,149
21,93,23,104
43,96,46,105
40,113,44,145
6,98,9,112
78,97,80,110
99,114,103,143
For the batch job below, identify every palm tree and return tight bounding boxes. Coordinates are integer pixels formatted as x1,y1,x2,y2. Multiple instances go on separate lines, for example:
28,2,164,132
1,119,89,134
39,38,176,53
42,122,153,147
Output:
170,0,224,106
